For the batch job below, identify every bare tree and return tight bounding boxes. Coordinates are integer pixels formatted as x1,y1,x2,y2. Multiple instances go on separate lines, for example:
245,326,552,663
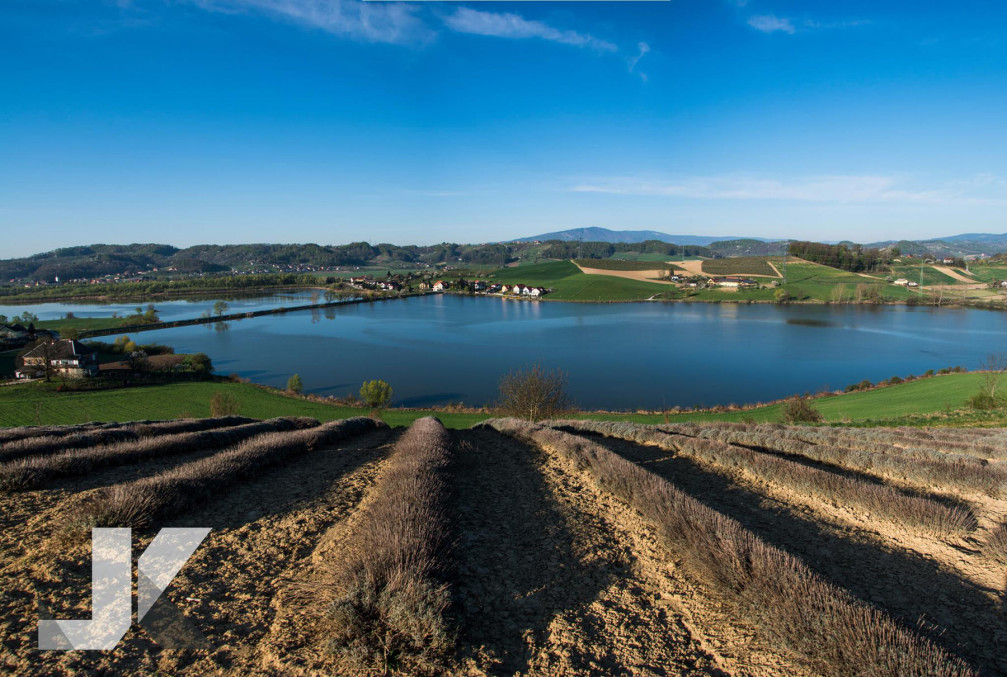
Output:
981,353,1007,401
497,363,572,421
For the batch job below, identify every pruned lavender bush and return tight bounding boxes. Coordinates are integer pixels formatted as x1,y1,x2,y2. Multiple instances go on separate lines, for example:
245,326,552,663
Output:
555,420,977,538
0,416,254,464
664,425,1006,497
323,417,454,676
483,418,975,677
984,521,1007,566
0,417,318,491
84,417,382,527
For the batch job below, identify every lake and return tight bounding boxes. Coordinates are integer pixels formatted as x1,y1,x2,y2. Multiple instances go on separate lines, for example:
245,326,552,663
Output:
0,289,325,323
31,294,1006,410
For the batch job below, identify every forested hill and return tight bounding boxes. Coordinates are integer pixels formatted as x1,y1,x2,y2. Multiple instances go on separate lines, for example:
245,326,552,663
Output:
0,240,715,283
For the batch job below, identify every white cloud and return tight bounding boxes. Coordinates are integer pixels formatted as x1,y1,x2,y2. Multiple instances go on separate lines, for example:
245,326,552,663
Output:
188,0,431,45
627,41,650,72
443,8,617,52
570,174,1007,206
747,14,796,34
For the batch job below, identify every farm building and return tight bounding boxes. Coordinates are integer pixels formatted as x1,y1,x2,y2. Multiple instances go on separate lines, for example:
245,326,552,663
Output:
713,276,758,288
17,339,99,379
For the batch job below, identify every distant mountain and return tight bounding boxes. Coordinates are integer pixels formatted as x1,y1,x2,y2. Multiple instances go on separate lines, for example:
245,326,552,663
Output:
867,233,1007,257
513,228,771,247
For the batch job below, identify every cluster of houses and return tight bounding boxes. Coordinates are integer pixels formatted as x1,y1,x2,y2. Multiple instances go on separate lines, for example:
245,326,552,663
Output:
348,276,405,292
428,280,549,297
14,339,100,380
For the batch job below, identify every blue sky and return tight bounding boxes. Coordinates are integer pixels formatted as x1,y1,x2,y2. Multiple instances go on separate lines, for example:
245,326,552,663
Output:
3,0,1007,256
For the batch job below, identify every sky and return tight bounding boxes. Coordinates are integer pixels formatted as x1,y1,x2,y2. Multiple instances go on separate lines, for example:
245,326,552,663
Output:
3,0,1007,257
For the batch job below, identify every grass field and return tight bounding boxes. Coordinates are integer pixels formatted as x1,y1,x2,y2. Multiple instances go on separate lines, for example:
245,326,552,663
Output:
701,257,778,277
35,316,132,334
0,372,995,429
889,264,959,286
490,260,675,301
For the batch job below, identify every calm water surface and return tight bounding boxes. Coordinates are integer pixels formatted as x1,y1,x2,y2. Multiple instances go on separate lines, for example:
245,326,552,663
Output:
84,295,1007,410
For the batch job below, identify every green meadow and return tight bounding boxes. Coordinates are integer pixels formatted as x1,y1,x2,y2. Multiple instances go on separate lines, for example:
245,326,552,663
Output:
0,372,994,430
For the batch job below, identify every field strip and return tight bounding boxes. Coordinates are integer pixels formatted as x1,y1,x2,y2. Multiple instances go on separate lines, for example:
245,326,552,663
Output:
933,266,977,283
0,427,396,676
573,431,1006,675
573,262,677,284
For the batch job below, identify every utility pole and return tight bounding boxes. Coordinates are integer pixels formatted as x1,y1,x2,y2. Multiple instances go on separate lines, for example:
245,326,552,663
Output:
782,240,789,286
919,258,924,295
577,236,583,260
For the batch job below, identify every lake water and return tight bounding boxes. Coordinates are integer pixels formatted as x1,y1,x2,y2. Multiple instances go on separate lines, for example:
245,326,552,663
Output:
31,294,1006,410
0,290,324,323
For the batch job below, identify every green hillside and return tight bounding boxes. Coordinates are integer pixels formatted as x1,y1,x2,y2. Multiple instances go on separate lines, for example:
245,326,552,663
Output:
490,261,674,301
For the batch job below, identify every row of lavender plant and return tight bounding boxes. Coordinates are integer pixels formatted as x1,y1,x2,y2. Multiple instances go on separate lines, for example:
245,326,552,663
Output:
556,420,977,538
322,417,455,676
83,417,383,527
665,425,1005,497
0,415,254,464
482,418,975,677
0,417,318,491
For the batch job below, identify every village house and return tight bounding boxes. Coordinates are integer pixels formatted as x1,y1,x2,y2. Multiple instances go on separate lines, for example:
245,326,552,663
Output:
892,278,910,286
713,276,758,289
17,339,99,380
432,280,446,292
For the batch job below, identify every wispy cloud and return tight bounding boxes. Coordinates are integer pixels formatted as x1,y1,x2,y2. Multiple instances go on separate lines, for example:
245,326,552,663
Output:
443,8,617,52
187,0,432,45
747,15,796,34
627,41,650,78
746,13,870,35
570,174,1007,206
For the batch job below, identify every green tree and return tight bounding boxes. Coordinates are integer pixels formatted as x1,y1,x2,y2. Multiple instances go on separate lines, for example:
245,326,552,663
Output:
287,373,304,394
184,353,213,375
360,379,393,411
213,300,230,317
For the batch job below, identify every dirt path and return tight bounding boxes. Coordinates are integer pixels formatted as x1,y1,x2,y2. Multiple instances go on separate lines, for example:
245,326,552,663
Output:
0,427,396,676
587,433,1006,675
573,263,677,285
933,265,977,283
449,428,810,676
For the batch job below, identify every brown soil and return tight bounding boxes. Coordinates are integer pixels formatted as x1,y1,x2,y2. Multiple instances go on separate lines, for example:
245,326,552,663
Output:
573,263,678,285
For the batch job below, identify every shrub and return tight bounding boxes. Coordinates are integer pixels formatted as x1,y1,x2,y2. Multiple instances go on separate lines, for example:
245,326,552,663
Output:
496,363,572,421
287,373,304,394
781,396,824,424
967,392,1000,411
210,391,241,416
360,379,393,410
